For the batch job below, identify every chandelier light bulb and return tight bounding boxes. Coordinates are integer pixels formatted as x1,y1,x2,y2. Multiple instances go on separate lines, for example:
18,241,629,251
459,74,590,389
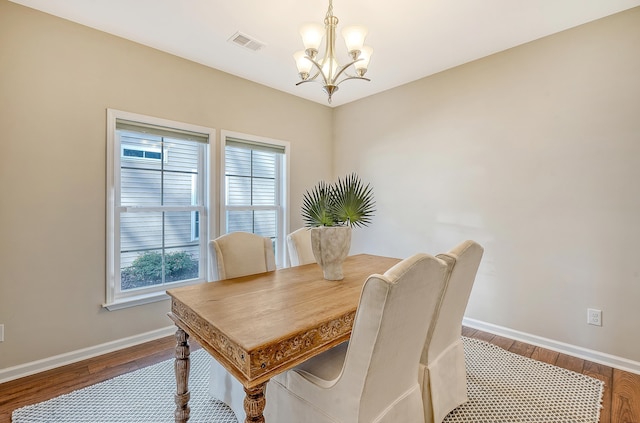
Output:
293,51,313,79
341,25,368,59
354,46,373,76
321,56,339,81
300,23,324,56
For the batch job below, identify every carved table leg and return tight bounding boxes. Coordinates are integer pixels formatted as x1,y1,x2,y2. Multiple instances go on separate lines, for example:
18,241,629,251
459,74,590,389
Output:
174,328,191,423
244,382,267,423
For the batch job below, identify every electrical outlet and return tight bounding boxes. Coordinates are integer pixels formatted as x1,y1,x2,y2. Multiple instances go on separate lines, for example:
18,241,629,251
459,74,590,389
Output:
587,308,602,326
0,324,4,342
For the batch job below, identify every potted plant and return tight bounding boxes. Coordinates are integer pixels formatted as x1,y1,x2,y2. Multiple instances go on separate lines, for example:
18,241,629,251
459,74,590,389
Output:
301,173,375,280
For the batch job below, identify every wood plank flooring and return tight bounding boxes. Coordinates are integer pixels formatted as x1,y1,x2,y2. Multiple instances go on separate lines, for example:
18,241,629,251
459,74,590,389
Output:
1,327,638,423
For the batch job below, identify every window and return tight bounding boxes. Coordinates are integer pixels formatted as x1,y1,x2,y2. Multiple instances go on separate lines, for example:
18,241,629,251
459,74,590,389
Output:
106,109,214,309
222,131,289,267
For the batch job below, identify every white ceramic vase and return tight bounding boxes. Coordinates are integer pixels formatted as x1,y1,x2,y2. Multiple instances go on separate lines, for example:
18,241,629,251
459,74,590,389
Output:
310,226,352,281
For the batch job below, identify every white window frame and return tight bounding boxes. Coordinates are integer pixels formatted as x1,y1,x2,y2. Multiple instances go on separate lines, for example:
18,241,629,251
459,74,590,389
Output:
220,130,290,268
105,109,216,310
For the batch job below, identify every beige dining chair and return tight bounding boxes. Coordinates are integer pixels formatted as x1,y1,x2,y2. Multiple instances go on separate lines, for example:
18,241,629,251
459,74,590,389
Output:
286,227,316,266
263,253,449,423
207,231,276,421
420,240,484,423
209,231,276,280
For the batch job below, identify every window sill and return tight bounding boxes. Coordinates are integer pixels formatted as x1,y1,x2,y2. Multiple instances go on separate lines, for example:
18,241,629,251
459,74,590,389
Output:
102,291,170,311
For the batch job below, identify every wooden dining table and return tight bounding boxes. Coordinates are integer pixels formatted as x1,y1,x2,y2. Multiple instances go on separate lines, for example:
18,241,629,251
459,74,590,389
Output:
166,253,400,423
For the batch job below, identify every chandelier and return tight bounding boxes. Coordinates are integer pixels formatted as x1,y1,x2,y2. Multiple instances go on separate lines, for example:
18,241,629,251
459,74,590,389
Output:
294,0,373,104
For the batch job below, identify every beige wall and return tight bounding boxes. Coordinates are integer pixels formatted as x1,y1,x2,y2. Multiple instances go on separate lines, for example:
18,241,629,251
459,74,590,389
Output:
334,8,640,362
0,1,333,368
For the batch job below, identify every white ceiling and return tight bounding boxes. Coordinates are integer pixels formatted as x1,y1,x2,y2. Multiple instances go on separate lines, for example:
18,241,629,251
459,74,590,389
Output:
10,0,640,107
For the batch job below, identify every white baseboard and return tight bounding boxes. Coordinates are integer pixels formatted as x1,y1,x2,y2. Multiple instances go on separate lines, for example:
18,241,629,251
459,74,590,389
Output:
0,326,177,384
463,317,640,376
4,320,639,384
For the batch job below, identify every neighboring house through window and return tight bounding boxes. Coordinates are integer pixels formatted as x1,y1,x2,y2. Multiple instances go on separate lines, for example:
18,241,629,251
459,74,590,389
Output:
105,109,214,310
221,131,289,268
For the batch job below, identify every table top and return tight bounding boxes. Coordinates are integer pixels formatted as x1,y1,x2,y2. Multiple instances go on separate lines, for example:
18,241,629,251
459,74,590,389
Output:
167,253,400,388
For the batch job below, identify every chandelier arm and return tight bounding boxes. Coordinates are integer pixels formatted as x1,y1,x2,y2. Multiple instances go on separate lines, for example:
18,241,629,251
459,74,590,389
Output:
310,70,322,81
295,79,317,87
305,56,332,87
330,58,363,85
303,68,323,83
335,75,371,86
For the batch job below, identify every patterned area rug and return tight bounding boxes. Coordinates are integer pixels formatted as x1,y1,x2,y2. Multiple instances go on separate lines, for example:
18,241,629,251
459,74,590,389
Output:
12,337,603,423
12,348,237,423
444,338,603,423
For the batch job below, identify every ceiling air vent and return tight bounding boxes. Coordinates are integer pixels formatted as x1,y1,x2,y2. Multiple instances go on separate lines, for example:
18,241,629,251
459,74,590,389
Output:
228,31,265,52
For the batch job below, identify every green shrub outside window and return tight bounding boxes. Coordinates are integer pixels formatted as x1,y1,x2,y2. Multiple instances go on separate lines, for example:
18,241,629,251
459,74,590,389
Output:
121,251,199,290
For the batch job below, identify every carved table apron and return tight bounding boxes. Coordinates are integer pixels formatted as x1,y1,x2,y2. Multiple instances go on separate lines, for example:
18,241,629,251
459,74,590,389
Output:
166,253,400,423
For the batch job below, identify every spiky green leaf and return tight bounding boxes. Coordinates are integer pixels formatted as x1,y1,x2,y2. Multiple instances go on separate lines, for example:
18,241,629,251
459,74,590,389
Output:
301,173,375,228
301,181,339,227
332,173,376,228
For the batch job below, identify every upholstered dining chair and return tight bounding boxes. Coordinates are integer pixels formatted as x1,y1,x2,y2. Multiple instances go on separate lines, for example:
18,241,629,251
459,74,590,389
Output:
209,231,276,280
263,253,449,423
419,240,484,423
286,227,316,266
207,231,276,420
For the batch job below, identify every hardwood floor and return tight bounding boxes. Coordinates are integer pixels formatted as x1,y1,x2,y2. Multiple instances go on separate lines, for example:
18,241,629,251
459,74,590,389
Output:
1,328,638,423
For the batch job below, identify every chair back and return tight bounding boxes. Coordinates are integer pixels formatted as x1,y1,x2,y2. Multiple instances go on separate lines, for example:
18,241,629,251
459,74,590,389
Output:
286,227,316,266
342,253,448,422
425,240,484,363
420,240,484,423
209,231,276,280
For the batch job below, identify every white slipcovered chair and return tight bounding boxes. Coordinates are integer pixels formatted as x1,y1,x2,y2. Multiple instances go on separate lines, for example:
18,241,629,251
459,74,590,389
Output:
207,231,276,421
264,252,449,423
419,240,484,423
286,227,316,266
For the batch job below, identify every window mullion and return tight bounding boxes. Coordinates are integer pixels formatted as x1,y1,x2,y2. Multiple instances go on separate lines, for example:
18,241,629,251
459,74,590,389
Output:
161,138,166,285
226,205,277,211
250,149,256,233
119,206,203,212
